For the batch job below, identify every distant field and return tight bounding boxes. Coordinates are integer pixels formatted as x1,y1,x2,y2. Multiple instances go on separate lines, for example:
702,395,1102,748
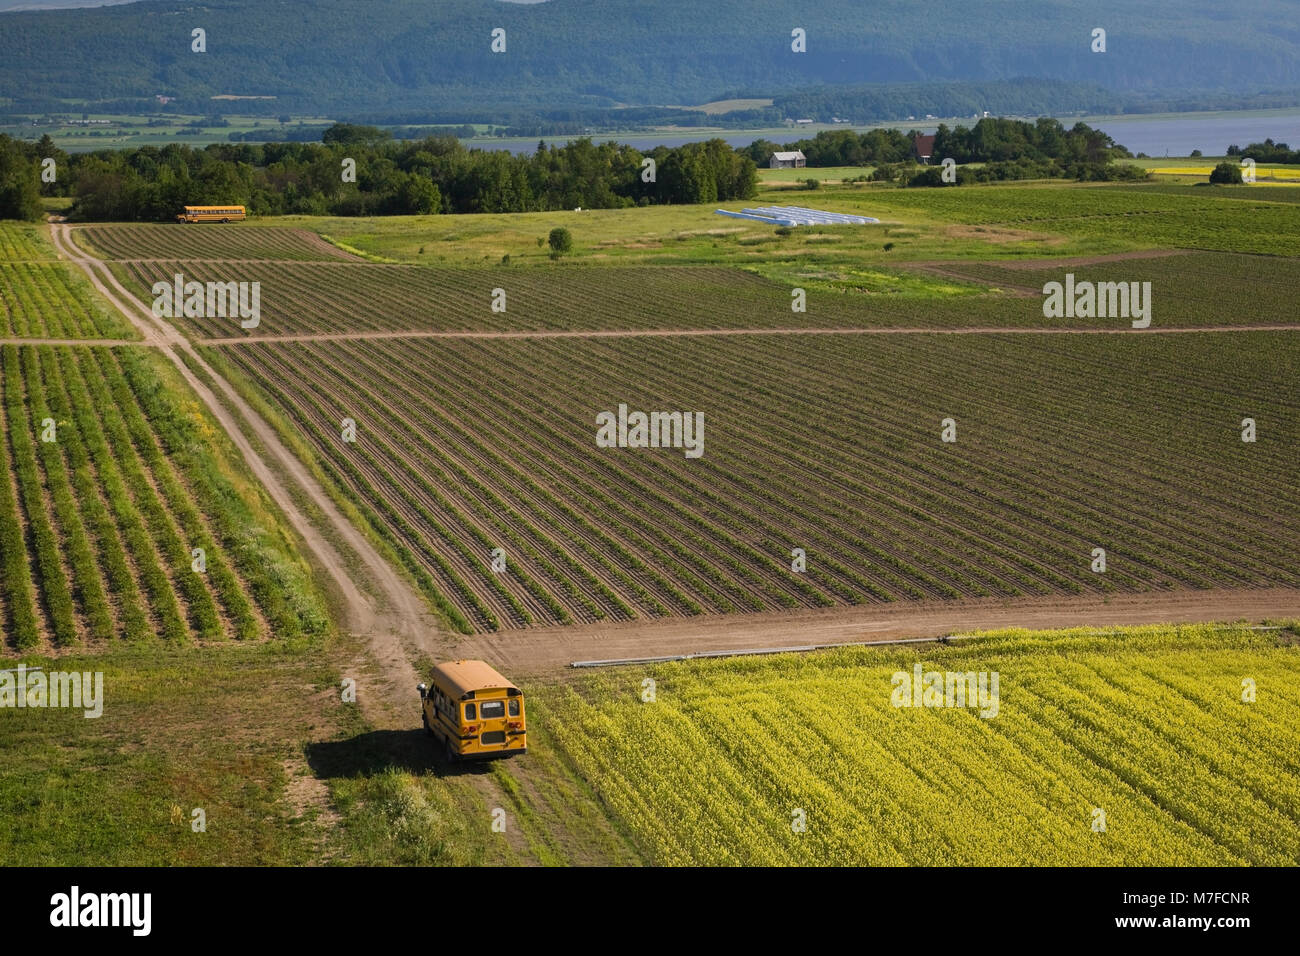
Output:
854,184,1300,257
285,180,1300,267
900,250,1300,325
539,624,1300,865
687,98,775,115
114,250,1300,339
759,166,873,182
74,224,357,262
211,331,1300,632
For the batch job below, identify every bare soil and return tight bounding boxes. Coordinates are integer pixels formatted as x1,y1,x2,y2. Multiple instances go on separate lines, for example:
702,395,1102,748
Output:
458,588,1300,676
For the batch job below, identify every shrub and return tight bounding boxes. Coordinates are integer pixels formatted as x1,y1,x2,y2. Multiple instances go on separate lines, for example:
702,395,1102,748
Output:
1209,161,1244,184
548,227,573,254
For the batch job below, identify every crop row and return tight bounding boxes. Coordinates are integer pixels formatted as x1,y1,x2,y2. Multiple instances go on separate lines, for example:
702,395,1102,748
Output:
0,221,56,263
0,263,133,338
123,251,1299,340
121,259,900,338
857,183,1300,256
536,625,1300,865
216,329,1300,632
0,344,326,652
904,250,1299,327
74,224,356,262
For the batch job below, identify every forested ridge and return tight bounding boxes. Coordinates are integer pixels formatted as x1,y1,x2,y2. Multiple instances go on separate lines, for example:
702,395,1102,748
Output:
2,0,1298,117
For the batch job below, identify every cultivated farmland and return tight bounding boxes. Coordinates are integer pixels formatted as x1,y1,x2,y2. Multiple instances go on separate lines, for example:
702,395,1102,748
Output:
73,223,359,262
0,263,136,338
852,184,1300,257
211,330,1300,632
114,252,1299,339
0,343,326,651
0,222,134,339
533,624,1300,865
0,221,58,262
901,250,1299,321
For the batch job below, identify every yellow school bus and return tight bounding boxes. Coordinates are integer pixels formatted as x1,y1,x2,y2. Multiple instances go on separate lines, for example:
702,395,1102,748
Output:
176,205,246,223
418,660,526,761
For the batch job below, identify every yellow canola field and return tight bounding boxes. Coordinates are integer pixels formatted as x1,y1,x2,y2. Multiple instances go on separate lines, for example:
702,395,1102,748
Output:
540,624,1300,865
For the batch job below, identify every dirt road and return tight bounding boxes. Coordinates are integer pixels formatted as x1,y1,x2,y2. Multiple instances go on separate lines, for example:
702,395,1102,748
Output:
463,588,1300,675
50,223,444,726
197,323,1300,346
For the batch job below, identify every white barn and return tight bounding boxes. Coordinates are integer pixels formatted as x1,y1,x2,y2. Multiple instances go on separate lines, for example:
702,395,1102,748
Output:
769,150,806,169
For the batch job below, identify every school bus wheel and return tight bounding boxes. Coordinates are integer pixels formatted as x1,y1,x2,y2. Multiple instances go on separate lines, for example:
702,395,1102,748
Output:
444,736,459,764
422,710,434,737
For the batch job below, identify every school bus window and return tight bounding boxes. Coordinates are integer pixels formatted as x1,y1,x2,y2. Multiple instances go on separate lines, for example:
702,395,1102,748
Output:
464,702,476,721
508,699,520,717
481,700,504,719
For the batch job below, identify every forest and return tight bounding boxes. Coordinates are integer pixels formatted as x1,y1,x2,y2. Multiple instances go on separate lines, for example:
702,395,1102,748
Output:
0,128,758,221
3,0,1299,117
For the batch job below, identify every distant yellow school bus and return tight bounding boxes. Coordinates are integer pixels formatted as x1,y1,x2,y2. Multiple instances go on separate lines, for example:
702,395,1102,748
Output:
418,660,526,761
176,205,246,223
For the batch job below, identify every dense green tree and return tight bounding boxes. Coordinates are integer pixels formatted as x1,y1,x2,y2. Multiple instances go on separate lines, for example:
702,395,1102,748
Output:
1209,162,1244,184
0,137,43,220
548,227,573,254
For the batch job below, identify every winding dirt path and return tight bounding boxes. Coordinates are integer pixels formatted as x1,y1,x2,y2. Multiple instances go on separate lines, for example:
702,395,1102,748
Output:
49,222,442,726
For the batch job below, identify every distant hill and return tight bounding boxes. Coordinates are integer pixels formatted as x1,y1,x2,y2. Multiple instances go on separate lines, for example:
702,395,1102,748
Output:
2,0,1298,117
0,0,132,10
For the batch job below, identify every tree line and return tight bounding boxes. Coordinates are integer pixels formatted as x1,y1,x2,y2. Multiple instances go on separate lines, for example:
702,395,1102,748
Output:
0,127,758,221
742,118,1142,184
1227,139,1300,163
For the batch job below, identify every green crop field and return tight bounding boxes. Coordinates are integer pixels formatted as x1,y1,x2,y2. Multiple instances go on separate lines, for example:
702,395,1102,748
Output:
0,343,327,650
210,331,1300,633
758,165,875,182
532,624,1300,865
0,221,59,262
0,223,134,339
74,224,358,263
113,251,1297,339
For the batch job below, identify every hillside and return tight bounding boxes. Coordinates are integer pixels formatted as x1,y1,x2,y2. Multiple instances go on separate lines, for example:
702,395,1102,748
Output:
1,0,1298,116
